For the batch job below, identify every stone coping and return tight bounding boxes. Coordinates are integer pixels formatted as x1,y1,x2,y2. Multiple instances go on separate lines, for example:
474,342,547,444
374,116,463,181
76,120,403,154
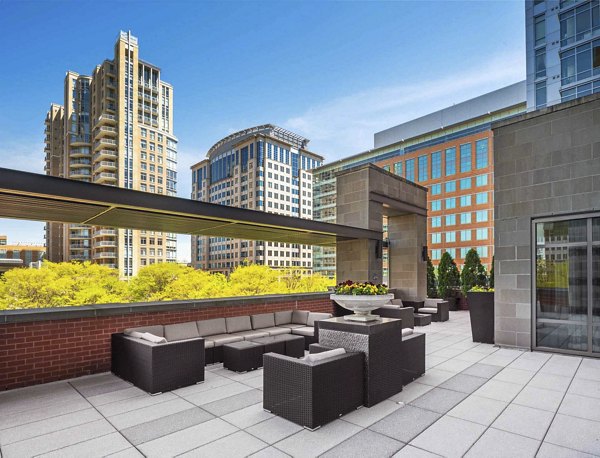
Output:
0,292,331,324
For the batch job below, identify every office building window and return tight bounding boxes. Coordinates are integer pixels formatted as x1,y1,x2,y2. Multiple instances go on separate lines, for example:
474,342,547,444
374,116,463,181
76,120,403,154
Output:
536,81,547,109
418,155,428,182
406,158,415,182
383,165,390,172
460,143,472,173
535,14,545,46
561,40,600,86
476,174,488,187
431,249,442,260
431,200,442,211
476,139,488,169
446,231,456,243
431,151,441,179
535,48,546,78
460,195,471,207
476,192,488,205
561,80,600,102
560,2,600,47
460,178,471,190
476,246,489,258
446,248,456,259
446,197,456,210
432,216,442,228
446,214,456,226
461,229,471,241
476,210,488,222
476,228,489,240
431,183,441,195
445,180,456,193
394,161,402,176
461,212,472,224
445,147,456,176
432,233,441,244
460,247,470,259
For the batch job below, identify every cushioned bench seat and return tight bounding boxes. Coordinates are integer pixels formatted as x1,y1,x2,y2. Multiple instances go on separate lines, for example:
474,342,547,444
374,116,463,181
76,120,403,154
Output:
259,327,292,336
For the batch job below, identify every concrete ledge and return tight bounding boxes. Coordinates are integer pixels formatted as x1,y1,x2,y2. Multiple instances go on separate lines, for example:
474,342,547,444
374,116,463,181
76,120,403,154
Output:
0,292,331,324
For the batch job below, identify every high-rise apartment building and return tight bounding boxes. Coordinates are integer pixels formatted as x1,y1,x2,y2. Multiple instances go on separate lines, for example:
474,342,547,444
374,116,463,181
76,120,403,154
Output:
313,82,527,279
43,31,178,276
191,125,323,274
526,0,600,110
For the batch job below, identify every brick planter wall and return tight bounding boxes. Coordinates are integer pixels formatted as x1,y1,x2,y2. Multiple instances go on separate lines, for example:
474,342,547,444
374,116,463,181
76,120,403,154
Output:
0,293,333,391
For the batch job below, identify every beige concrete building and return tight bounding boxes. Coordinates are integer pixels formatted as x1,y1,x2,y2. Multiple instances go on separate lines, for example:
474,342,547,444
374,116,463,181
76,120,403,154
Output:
191,125,323,274
43,31,178,276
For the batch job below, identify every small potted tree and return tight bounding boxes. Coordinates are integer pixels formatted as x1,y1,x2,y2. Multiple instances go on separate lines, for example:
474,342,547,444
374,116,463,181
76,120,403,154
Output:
426,256,437,299
437,252,460,310
464,250,494,343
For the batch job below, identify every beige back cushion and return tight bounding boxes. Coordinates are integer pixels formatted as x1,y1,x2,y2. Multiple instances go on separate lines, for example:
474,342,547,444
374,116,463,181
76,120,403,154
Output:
307,312,332,327
196,318,227,337
251,313,275,329
274,311,293,325
226,315,252,333
164,322,200,342
124,325,164,338
291,310,309,325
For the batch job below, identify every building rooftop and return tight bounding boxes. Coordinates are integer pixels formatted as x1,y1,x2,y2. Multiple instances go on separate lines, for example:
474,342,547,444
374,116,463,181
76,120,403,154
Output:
374,81,526,149
1,311,597,457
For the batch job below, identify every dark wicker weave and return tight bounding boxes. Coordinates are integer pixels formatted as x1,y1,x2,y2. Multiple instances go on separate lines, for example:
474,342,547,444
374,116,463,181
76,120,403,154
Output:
223,341,264,372
111,334,205,394
401,332,426,384
403,300,425,311
263,352,364,430
414,314,432,326
376,306,415,328
405,300,449,322
281,334,305,358
205,347,215,365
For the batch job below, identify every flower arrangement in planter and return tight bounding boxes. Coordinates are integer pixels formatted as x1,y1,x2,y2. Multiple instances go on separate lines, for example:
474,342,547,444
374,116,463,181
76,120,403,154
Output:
330,281,393,322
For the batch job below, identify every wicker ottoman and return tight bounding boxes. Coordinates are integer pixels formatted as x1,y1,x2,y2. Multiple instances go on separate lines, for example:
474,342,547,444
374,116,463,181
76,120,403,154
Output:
250,336,286,355
278,334,305,358
223,341,264,372
414,314,432,326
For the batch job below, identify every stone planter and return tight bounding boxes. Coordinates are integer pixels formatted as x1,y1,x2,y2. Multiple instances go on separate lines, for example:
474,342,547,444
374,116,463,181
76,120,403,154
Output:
467,291,494,344
330,294,394,322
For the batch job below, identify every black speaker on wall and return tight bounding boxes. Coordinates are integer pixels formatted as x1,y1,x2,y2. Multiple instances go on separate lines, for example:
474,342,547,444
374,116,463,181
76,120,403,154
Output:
421,246,428,262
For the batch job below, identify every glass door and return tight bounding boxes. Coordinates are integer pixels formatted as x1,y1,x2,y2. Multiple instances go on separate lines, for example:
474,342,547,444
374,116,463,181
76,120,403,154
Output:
534,215,600,356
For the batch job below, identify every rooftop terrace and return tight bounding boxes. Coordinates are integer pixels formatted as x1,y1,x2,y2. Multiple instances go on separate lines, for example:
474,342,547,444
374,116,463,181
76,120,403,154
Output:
2,311,599,458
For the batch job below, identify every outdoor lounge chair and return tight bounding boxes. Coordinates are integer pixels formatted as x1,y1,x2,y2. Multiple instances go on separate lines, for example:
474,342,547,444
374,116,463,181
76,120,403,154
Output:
406,298,450,322
263,350,364,430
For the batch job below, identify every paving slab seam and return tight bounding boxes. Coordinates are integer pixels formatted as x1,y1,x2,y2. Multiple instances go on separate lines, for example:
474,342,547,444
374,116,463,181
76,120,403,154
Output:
67,380,145,457
533,357,583,457
28,431,130,458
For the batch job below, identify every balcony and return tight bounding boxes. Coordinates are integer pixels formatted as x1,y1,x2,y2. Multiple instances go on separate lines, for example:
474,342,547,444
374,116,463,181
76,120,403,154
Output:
70,169,92,179
94,138,117,151
96,114,117,126
106,103,117,112
93,161,117,173
93,240,117,248
95,126,117,138
69,244,90,250
69,147,91,158
69,231,90,240
95,172,117,184
70,135,90,146
92,252,116,259
93,149,117,161
93,229,117,238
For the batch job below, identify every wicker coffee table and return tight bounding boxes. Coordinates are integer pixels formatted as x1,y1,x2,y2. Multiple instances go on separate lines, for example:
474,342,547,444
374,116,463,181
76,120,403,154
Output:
223,341,264,372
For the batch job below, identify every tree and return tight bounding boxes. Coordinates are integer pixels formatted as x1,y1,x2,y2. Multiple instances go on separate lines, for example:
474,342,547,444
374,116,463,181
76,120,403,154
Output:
227,263,285,296
460,248,488,294
295,273,335,292
489,255,495,289
162,269,228,300
426,256,438,298
437,252,460,299
127,263,191,302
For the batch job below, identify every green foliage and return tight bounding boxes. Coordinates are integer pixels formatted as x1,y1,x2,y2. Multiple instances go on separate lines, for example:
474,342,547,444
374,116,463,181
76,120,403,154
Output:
469,285,494,292
0,260,335,310
437,252,460,299
489,255,494,289
334,281,388,295
426,256,437,298
460,248,488,295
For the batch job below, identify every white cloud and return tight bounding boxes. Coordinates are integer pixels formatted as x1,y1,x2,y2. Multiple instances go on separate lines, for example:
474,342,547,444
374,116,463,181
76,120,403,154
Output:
284,50,525,161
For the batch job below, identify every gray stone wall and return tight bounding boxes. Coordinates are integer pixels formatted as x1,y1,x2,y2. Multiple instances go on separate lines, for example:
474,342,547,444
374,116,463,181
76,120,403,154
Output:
493,94,600,349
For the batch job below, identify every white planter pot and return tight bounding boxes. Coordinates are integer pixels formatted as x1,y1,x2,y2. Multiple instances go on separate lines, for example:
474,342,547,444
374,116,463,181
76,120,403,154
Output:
330,293,394,322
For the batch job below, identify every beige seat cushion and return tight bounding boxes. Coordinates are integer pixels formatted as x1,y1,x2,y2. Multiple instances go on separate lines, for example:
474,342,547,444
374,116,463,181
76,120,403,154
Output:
251,313,276,330
197,318,227,337
235,330,270,340
164,322,200,342
291,326,315,337
205,334,244,347
402,328,414,337
274,311,293,325
124,325,164,338
261,327,292,336
226,316,252,333
277,323,305,329
419,307,438,314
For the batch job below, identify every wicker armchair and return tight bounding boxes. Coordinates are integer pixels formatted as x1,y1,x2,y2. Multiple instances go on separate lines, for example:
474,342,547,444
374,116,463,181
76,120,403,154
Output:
405,298,450,322
263,351,364,430
111,334,205,394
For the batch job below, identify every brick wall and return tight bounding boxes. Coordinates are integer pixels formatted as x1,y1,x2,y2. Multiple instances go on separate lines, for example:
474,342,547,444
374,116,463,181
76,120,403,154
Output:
0,295,333,391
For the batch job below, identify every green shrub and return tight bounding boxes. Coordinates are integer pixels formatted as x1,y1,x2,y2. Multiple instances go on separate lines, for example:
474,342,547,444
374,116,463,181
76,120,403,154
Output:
437,252,460,299
426,256,437,298
460,248,488,295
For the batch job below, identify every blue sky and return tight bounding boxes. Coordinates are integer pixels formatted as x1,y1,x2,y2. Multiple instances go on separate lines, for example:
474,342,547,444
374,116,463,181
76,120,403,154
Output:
0,0,525,262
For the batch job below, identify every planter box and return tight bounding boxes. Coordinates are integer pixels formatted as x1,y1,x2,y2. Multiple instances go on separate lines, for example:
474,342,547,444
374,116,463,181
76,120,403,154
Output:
467,291,494,344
